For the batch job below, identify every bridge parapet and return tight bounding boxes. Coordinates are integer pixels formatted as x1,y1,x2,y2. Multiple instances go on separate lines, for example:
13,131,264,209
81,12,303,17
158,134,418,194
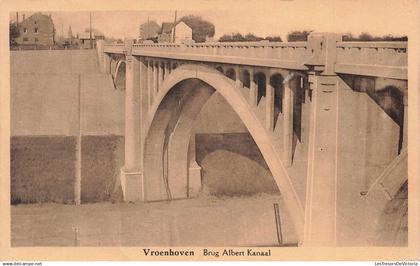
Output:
131,41,309,70
335,41,407,79
103,34,407,80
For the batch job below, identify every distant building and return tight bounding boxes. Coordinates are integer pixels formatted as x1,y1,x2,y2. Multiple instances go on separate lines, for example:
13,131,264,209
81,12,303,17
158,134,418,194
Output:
16,12,55,46
57,25,78,49
157,21,192,43
77,29,105,49
139,20,160,40
68,25,73,39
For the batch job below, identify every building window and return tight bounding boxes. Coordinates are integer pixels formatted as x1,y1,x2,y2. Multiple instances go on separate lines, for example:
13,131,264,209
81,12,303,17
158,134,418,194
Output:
23,37,28,42
34,27,38,33
34,38,39,42
34,20,37,24
23,28,27,33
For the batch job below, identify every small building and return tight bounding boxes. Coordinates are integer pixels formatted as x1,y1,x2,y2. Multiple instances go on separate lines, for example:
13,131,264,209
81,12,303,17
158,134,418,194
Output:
139,20,161,40
157,21,192,43
77,29,105,49
16,12,55,46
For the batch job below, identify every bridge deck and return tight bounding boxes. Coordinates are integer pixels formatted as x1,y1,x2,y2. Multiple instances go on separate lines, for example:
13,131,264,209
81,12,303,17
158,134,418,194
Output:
104,40,407,80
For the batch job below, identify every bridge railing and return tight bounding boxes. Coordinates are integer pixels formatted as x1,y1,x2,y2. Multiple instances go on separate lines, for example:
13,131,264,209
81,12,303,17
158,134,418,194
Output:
129,41,309,70
103,37,408,79
103,43,125,54
335,41,407,79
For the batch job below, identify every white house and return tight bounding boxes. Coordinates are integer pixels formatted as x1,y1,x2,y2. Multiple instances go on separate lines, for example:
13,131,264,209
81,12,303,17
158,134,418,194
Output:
158,21,193,43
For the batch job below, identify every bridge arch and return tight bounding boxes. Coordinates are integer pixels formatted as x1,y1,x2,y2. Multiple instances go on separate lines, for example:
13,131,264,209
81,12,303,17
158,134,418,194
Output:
112,59,126,90
142,63,304,240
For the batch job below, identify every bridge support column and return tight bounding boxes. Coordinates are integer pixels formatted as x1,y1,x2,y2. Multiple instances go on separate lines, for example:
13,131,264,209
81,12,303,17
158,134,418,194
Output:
283,79,294,166
235,65,242,88
158,61,164,89
266,70,274,130
303,73,339,246
153,60,158,95
153,61,159,95
249,68,258,106
120,55,144,202
188,134,202,197
103,53,111,74
147,59,153,110
402,92,408,150
165,61,171,77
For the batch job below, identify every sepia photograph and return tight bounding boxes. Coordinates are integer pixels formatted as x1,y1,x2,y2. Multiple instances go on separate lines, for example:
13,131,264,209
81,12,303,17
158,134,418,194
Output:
1,0,419,262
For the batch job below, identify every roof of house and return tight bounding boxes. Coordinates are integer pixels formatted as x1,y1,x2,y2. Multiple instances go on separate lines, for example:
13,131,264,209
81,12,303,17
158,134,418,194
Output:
160,21,191,34
161,22,175,34
19,12,55,32
22,12,53,24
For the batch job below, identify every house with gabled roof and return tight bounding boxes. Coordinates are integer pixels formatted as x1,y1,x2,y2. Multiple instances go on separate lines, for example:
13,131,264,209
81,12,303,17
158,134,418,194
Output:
157,21,192,43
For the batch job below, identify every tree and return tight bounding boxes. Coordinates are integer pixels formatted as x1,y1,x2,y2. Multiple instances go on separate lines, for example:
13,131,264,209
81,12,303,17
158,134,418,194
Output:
287,30,312,42
343,32,407,41
179,15,215,43
218,33,282,42
244,33,264,42
219,32,266,42
9,22,20,46
219,32,243,42
265,36,282,42
357,32,374,41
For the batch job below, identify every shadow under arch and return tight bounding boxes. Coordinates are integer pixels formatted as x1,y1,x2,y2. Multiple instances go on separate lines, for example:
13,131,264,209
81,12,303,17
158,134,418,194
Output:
195,132,279,196
142,63,304,241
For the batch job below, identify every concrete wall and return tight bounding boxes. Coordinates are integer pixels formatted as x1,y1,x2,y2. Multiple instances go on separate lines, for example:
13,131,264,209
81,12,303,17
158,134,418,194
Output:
11,50,100,74
81,136,124,203
11,50,125,204
11,135,124,204
11,136,76,204
11,51,124,136
336,78,402,246
192,92,279,196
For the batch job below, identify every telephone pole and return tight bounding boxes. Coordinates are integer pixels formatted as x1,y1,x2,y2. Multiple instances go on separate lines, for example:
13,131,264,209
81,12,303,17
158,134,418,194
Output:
89,12,93,49
147,16,150,39
172,10,177,43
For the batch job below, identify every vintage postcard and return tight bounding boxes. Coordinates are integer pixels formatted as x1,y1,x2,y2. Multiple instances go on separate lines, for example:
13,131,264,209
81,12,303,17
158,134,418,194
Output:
0,0,419,262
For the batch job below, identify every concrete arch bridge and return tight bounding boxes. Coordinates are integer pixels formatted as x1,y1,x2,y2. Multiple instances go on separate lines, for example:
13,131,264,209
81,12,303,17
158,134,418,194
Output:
98,32,408,246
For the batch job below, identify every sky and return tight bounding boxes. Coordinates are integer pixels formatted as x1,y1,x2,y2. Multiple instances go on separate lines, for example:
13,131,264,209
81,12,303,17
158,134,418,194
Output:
9,0,414,41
